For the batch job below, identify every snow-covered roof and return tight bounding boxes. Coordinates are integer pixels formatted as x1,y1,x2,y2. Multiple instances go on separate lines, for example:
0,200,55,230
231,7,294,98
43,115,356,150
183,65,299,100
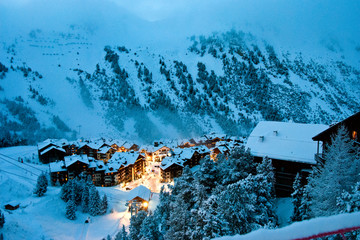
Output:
127,185,151,202
109,152,144,167
37,139,58,151
160,156,184,170
49,161,67,172
64,154,89,167
98,146,112,154
40,145,66,155
245,121,328,164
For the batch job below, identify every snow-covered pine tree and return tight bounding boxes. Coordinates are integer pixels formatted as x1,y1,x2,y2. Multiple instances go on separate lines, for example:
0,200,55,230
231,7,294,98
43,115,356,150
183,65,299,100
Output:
89,185,101,216
74,178,85,205
129,211,147,240
256,156,275,195
60,179,73,202
291,173,303,222
216,174,257,235
307,126,360,217
252,173,278,229
165,197,192,240
115,225,128,240
200,194,225,239
153,186,171,234
65,189,77,220
81,183,90,213
100,194,108,215
140,213,162,240
217,146,256,185
33,172,48,197
195,156,218,194
0,209,5,228
298,184,312,221
337,181,360,213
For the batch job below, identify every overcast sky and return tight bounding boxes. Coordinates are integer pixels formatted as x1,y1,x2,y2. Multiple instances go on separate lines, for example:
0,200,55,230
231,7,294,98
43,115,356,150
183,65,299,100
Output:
1,0,360,60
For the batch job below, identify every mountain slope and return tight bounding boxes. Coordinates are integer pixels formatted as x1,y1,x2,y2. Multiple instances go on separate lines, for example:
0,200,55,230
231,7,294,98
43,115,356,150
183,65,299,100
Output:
0,1,359,145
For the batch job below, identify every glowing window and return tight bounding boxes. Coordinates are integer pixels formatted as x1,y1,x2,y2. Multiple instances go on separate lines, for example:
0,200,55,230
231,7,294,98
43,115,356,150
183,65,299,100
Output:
352,131,358,140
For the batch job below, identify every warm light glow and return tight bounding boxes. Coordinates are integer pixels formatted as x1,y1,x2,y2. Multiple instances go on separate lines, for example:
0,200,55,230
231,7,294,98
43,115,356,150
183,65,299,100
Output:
142,202,148,208
352,131,358,140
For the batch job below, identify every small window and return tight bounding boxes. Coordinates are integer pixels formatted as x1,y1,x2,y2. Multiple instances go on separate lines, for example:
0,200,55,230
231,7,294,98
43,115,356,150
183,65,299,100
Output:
352,131,358,140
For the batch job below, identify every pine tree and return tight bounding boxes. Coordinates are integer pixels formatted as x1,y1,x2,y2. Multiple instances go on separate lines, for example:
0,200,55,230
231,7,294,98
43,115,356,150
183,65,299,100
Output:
298,184,312,221
291,173,303,222
195,156,218,194
66,189,77,220
33,172,48,197
115,225,128,240
216,175,257,235
0,210,5,228
337,181,360,213
81,184,90,213
307,126,360,217
129,211,147,240
153,186,171,234
89,186,101,216
61,179,73,202
74,178,85,205
101,194,108,215
140,213,162,240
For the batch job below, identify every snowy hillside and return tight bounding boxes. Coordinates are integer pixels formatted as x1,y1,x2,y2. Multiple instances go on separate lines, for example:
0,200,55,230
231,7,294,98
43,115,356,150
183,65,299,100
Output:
0,0,359,145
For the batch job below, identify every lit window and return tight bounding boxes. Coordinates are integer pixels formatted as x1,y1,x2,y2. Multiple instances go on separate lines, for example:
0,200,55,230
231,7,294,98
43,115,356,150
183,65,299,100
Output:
352,131,358,140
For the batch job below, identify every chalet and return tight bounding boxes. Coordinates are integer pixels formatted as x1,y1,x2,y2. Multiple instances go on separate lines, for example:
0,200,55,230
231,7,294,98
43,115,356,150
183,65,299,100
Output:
127,185,151,215
97,146,116,162
64,154,90,180
211,144,230,160
77,142,109,159
92,160,106,186
152,145,171,162
4,201,20,210
37,139,67,164
246,121,328,197
160,156,184,182
49,161,68,185
313,111,360,162
107,152,146,185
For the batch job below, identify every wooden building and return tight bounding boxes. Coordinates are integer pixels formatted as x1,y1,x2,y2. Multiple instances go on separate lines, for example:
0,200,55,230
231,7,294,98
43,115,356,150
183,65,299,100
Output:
160,158,184,183
127,185,151,215
313,111,360,162
246,121,328,197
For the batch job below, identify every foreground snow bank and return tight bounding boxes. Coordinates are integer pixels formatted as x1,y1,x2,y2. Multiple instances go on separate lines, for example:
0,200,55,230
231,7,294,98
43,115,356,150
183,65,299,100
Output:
215,212,360,240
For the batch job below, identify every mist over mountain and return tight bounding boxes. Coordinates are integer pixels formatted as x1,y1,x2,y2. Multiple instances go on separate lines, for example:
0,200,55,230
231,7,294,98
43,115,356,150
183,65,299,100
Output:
0,0,359,145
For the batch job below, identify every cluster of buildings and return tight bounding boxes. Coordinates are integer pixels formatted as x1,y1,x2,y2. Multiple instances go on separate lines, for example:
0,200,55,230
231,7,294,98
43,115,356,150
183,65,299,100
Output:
40,111,359,197
42,134,243,187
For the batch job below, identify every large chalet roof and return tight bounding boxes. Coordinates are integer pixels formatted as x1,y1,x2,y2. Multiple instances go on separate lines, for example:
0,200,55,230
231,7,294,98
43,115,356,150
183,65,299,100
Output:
49,161,67,172
40,145,66,155
109,152,144,167
127,185,151,202
313,111,360,141
246,121,328,164
64,154,89,167
160,156,184,170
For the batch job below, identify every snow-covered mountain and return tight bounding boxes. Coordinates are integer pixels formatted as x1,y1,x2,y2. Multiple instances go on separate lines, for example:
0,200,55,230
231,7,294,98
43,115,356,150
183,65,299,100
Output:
0,0,359,145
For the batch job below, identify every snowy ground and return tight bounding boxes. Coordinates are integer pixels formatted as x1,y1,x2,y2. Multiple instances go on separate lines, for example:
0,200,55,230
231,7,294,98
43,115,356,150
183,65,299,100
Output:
0,146,295,239
0,146,164,240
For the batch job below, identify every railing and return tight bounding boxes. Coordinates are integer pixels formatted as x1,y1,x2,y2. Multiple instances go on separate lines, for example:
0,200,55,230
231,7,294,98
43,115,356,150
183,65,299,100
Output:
293,225,360,240
314,153,326,164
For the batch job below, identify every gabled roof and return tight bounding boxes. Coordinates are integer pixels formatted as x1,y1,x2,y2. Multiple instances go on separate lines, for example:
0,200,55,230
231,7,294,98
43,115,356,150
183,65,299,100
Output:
49,161,67,172
246,121,328,164
160,156,184,170
98,146,113,154
127,185,151,202
40,145,66,155
313,111,360,141
108,152,144,168
64,154,89,167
